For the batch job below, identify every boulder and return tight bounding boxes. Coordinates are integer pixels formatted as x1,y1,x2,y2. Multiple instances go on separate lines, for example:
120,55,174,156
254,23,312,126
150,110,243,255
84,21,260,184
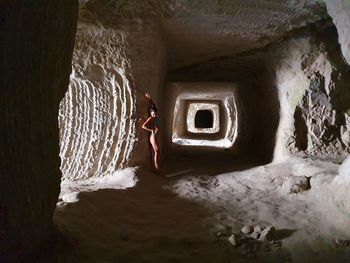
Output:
241,225,253,235
259,226,276,241
282,176,310,194
228,234,238,247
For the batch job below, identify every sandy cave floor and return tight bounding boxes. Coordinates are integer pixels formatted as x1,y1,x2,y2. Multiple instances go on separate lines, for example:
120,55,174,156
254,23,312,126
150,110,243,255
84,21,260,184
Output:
54,157,350,263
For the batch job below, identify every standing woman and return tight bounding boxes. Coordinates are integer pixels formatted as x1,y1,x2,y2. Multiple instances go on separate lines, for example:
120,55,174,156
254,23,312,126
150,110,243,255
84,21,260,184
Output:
142,93,161,173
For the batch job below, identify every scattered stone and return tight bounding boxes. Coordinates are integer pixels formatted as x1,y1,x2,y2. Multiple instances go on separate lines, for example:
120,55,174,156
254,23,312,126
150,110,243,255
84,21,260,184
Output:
241,225,253,234
216,231,223,237
259,226,276,241
228,234,238,247
254,226,263,234
282,176,310,194
251,231,260,239
213,224,225,232
335,239,350,247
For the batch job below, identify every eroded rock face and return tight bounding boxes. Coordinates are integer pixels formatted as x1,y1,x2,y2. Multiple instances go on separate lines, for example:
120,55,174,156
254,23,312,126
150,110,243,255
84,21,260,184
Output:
0,0,78,259
325,0,350,65
269,25,350,161
86,0,328,70
59,4,166,180
59,1,349,181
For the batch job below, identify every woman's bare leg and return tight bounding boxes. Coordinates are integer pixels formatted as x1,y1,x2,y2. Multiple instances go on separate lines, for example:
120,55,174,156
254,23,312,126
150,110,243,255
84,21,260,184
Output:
150,133,160,171
153,149,159,170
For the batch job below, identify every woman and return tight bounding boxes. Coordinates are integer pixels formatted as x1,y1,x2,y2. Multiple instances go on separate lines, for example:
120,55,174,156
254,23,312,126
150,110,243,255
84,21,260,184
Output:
142,94,161,173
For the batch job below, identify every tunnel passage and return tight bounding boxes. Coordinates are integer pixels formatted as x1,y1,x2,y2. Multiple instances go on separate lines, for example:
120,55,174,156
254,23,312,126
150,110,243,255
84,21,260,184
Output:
195,110,213,129
165,83,240,151
164,61,280,164
56,0,350,183
55,0,349,182
3,1,350,262
188,102,220,134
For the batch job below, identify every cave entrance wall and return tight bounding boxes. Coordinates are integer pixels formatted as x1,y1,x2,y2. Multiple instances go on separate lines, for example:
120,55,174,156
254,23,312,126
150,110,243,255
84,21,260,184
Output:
0,0,78,259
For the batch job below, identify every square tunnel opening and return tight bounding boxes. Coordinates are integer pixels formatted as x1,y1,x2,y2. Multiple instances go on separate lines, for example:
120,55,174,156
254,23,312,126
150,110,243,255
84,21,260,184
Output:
195,110,213,129
162,62,280,168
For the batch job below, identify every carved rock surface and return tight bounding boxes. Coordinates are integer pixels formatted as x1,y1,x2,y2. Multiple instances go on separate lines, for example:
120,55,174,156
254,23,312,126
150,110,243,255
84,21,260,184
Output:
325,0,350,65
86,0,328,70
59,6,166,180
282,176,311,194
0,0,78,259
58,1,350,180
267,25,350,161
259,226,276,241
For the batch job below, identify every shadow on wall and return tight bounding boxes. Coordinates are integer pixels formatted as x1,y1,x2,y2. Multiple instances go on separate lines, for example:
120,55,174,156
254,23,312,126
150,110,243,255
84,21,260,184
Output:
252,69,280,163
294,107,308,151
0,0,78,261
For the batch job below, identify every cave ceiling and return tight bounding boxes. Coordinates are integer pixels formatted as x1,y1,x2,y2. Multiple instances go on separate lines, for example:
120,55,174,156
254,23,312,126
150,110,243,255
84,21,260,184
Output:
83,0,329,69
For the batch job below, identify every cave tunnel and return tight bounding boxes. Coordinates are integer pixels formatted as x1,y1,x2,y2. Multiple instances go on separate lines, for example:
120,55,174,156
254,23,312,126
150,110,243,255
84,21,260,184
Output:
2,0,350,262
161,59,280,167
195,110,213,129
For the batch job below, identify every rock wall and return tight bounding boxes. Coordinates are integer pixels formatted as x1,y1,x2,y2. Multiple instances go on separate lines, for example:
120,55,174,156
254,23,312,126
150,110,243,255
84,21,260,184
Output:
0,0,78,260
268,24,350,161
58,1,349,181
91,0,328,70
325,0,350,65
59,4,166,180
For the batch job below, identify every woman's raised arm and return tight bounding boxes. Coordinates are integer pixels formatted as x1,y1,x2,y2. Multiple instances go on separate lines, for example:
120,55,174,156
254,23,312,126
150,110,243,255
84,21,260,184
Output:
145,93,156,108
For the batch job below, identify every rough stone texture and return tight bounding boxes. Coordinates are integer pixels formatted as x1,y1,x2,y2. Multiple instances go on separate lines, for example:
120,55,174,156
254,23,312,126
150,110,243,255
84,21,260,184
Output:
259,226,276,241
58,1,341,178
338,156,350,181
59,4,166,180
251,231,260,240
325,0,350,65
254,226,263,234
241,225,253,235
267,24,350,161
282,176,311,194
0,0,78,260
86,0,328,70
228,234,238,247
170,21,350,163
